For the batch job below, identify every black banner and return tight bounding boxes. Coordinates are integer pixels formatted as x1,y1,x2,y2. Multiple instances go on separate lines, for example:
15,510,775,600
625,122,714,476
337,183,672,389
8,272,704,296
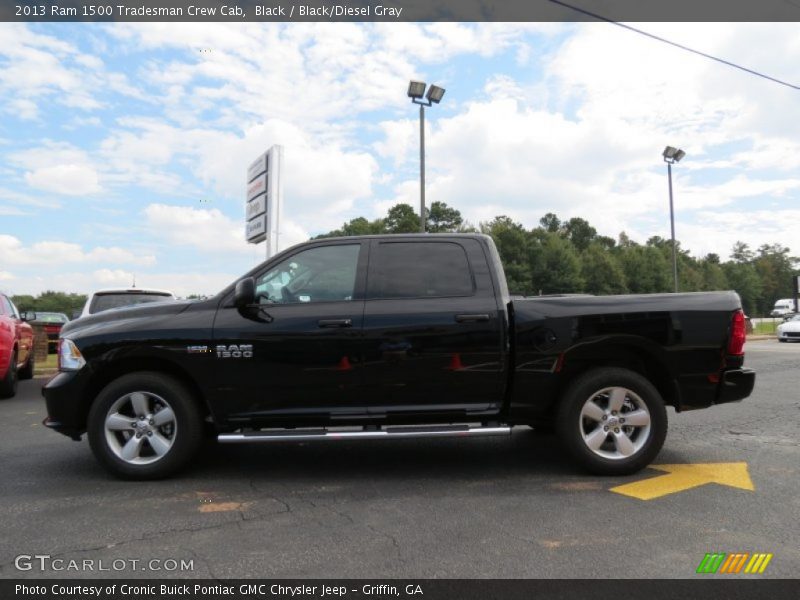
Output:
3,580,800,600
3,0,800,23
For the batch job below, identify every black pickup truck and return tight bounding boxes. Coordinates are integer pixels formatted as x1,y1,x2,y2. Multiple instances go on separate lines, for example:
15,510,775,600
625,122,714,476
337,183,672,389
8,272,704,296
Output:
44,234,754,479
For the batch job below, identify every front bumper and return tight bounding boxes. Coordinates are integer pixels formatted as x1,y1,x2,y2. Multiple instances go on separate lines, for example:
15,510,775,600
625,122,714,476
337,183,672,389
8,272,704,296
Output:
715,367,756,405
42,370,90,440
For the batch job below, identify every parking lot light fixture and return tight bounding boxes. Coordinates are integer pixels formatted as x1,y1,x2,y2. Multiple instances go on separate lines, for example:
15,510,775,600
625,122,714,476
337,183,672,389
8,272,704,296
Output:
426,84,446,104
408,80,446,232
407,80,426,99
663,146,686,293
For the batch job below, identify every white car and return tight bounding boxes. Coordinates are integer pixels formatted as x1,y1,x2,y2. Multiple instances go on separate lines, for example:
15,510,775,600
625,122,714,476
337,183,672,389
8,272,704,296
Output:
76,288,176,319
776,313,800,342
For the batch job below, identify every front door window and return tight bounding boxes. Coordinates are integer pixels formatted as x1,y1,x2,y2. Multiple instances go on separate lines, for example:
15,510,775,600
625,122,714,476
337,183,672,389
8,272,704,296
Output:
255,244,360,305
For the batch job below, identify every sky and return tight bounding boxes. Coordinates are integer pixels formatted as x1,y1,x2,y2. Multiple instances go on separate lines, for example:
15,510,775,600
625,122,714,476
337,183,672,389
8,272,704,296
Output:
1,21,799,297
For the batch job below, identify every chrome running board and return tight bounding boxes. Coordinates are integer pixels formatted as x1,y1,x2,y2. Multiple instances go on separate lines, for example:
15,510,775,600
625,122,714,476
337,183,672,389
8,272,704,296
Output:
218,424,511,444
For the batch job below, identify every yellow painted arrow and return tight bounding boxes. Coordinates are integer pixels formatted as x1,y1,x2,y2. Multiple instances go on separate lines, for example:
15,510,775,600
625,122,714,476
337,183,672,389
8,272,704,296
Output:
610,462,755,500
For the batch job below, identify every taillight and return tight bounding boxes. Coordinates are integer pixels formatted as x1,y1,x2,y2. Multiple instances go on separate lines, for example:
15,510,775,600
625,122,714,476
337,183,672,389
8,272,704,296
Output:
727,309,746,356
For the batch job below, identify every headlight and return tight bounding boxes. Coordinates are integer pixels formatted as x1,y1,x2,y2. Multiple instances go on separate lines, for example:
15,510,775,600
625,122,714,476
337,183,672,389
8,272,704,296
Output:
58,338,86,371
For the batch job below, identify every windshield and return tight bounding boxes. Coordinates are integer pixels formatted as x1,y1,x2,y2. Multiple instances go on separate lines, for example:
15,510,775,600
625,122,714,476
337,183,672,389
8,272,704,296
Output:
36,313,69,323
89,293,174,314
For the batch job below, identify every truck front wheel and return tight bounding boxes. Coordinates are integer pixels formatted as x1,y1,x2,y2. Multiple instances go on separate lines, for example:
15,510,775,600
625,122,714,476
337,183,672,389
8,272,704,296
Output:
556,367,667,476
87,372,203,480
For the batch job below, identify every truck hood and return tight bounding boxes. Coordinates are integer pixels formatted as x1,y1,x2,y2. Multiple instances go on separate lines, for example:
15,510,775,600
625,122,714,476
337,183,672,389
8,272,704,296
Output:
61,300,196,338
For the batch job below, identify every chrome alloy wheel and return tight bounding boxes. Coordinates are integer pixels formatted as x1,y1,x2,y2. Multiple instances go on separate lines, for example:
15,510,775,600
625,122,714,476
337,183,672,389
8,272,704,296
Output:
103,391,177,465
578,386,652,460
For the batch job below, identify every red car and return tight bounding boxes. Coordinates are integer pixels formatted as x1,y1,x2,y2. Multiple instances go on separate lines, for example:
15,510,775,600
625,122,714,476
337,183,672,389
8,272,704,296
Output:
33,312,70,353
0,292,35,398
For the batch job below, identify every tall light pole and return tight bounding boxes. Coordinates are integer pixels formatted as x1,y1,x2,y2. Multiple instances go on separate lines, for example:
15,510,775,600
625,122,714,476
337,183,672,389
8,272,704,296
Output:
662,146,686,293
408,81,445,232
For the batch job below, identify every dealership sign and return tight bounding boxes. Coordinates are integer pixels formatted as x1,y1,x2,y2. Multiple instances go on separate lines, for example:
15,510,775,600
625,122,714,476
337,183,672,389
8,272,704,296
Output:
245,146,283,253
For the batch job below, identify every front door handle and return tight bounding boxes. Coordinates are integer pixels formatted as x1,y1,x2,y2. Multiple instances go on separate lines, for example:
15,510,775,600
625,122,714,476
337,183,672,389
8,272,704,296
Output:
318,319,353,328
454,313,490,323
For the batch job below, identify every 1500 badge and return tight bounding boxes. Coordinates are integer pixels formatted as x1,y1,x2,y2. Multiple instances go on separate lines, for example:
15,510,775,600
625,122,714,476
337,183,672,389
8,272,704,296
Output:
215,344,253,358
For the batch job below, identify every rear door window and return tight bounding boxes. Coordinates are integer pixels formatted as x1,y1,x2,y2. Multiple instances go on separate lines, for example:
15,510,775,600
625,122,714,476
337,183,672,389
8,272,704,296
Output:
368,242,474,299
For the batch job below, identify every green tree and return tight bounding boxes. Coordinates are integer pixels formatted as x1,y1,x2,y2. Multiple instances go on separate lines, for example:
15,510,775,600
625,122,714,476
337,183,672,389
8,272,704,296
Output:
698,256,728,291
730,241,755,263
581,243,627,295
722,262,763,315
480,216,532,293
753,243,798,311
12,291,87,316
10,294,36,311
539,212,561,233
427,201,463,233
385,203,420,233
618,246,670,294
314,216,386,239
563,217,597,251
531,232,584,294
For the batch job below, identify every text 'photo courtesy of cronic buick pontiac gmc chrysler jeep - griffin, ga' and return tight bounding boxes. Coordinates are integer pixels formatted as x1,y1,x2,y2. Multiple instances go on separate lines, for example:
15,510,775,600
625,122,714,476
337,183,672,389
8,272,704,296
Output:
42,234,755,479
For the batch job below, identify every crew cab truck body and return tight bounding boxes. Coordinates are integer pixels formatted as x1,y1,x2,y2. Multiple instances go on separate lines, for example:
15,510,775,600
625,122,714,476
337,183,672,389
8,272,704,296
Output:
43,234,755,479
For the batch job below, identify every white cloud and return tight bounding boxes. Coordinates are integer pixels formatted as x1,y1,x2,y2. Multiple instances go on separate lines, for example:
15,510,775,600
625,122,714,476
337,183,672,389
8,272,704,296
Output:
143,203,250,253
366,23,800,258
105,22,558,132
0,235,156,268
143,202,311,256
25,164,101,195
679,209,800,259
0,185,61,209
11,141,103,196
5,20,800,290
0,23,142,120
0,205,31,216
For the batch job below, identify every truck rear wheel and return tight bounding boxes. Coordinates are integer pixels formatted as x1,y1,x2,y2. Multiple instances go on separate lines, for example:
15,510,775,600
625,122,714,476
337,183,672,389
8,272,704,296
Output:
556,367,667,476
87,372,203,480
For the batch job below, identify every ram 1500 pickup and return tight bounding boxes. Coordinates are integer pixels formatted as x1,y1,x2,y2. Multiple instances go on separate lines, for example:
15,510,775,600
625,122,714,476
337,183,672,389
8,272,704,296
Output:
43,234,755,479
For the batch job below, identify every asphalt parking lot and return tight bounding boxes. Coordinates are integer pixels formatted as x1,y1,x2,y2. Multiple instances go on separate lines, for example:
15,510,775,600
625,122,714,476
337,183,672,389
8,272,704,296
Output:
0,339,797,579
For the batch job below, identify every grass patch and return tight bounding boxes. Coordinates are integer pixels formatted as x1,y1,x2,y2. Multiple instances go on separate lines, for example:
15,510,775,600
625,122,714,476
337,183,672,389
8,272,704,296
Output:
751,321,779,335
34,353,58,375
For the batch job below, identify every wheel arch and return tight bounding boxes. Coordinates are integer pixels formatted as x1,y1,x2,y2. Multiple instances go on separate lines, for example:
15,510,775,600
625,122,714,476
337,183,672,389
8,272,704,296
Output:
80,357,213,429
557,337,679,411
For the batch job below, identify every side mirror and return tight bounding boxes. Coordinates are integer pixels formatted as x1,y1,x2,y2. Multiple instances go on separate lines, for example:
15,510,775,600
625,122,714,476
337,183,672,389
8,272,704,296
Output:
234,277,256,309
71,310,81,320
20,311,36,322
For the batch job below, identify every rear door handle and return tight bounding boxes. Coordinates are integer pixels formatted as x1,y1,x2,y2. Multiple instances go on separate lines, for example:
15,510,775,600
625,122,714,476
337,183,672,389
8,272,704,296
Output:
454,313,490,323
318,319,353,328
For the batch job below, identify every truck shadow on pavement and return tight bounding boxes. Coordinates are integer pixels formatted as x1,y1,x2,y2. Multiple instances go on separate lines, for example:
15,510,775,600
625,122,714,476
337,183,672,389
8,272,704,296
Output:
194,429,578,484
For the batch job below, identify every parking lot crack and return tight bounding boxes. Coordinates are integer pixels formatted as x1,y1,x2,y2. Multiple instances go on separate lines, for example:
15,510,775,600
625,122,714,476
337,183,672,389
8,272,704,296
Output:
365,523,403,562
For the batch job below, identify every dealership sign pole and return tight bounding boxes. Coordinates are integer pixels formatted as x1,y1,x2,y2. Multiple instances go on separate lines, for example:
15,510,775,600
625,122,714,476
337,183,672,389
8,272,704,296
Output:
246,145,283,260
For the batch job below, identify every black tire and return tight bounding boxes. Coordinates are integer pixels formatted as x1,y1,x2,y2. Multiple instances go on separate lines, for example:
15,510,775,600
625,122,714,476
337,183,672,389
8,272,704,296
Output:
18,351,34,380
0,350,18,399
87,372,203,480
556,367,667,476
778,338,787,343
